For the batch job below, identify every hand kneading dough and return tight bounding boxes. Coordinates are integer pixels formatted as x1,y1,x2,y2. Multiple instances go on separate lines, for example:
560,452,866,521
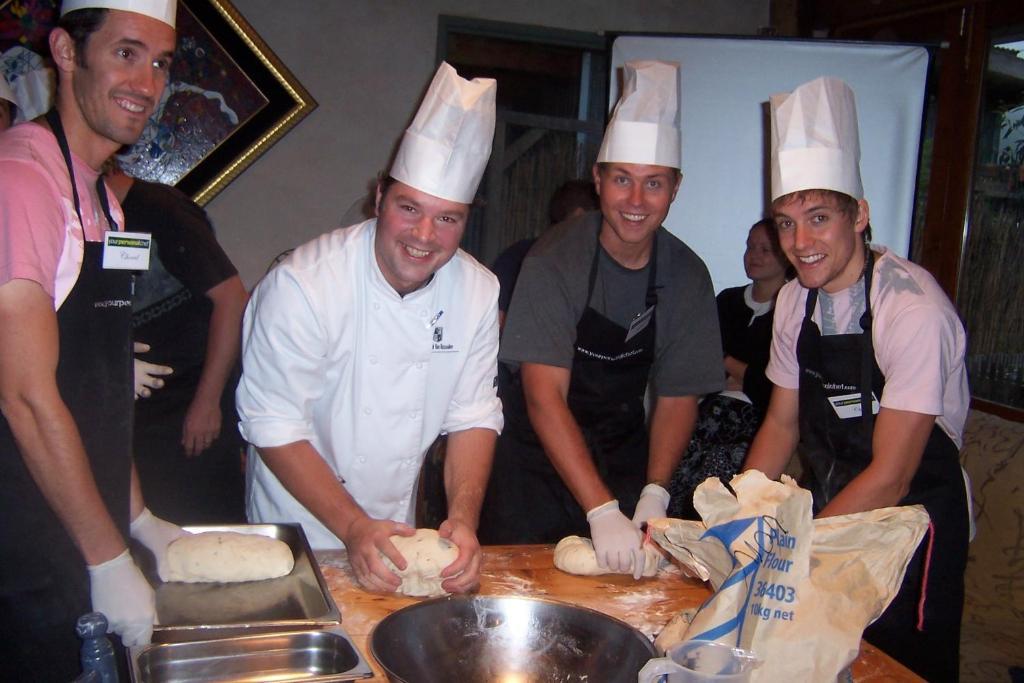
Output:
380,528,459,597
160,531,295,583
553,535,666,577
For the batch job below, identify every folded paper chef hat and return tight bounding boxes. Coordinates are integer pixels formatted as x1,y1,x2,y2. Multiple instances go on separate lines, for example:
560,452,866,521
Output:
60,0,176,29
389,62,496,205
0,74,15,107
770,76,863,201
597,60,681,169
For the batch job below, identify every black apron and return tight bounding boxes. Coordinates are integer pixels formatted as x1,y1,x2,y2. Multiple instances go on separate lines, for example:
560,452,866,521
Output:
796,249,968,682
480,232,657,544
0,111,134,681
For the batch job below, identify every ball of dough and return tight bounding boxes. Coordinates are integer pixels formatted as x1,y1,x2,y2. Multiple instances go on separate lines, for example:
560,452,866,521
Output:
160,531,295,583
553,535,665,577
380,528,459,597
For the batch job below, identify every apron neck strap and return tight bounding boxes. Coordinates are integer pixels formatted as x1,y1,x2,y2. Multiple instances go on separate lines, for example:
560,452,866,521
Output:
858,244,876,442
586,225,660,309
644,230,659,309
44,109,119,233
801,242,877,441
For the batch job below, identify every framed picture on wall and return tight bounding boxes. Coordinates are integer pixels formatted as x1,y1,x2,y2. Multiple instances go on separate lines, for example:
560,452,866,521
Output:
0,0,316,205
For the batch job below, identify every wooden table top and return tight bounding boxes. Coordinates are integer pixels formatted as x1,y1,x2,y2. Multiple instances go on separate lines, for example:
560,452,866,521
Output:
316,544,921,682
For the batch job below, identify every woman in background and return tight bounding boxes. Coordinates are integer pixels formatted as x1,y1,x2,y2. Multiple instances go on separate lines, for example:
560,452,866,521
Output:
668,219,792,518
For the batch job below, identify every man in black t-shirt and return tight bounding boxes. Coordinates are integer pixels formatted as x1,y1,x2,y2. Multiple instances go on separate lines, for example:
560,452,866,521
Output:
107,170,248,524
479,62,722,578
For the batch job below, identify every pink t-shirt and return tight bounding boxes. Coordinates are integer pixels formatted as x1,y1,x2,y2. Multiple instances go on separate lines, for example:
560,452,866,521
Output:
0,122,124,309
767,246,969,447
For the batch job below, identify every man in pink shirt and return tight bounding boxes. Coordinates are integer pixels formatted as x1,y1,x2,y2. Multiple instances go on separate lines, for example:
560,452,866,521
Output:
744,77,969,681
0,2,180,678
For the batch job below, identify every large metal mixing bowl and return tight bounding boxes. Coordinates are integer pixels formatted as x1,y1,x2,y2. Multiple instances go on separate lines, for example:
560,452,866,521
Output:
370,595,656,682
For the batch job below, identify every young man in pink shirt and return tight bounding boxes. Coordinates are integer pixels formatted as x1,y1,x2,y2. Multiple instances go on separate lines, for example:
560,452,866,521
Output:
0,2,181,677
744,77,970,681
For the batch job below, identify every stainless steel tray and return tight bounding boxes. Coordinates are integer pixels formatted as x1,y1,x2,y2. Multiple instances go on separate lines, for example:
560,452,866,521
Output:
134,523,341,642
129,626,373,682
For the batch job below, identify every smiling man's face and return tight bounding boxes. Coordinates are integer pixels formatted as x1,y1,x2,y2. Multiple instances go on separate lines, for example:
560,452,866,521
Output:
69,9,175,150
773,190,869,293
592,162,681,255
374,180,469,296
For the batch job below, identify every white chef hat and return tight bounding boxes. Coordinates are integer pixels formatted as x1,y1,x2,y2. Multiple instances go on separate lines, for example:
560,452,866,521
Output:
60,0,176,29
0,74,15,108
597,60,681,169
389,62,496,205
770,76,863,202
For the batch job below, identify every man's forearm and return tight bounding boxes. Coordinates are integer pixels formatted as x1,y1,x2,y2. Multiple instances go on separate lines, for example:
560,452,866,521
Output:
723,355,747,383
522,363,611,511
443,427,496,530
0,280,127,566
257,440,368,542
5,396,129,565
817,407,934,517
647,395,698,486
742,386,800,479
193,276,248,405
130,460,146,521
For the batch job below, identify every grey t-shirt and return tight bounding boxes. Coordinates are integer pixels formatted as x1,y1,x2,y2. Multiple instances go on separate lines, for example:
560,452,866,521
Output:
500,211,724,397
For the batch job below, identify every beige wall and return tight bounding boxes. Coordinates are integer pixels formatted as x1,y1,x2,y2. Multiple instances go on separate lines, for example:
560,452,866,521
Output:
208,1,769,287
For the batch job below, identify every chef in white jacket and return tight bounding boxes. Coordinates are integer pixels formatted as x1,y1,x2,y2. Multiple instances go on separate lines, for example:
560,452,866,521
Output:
237,62,502,593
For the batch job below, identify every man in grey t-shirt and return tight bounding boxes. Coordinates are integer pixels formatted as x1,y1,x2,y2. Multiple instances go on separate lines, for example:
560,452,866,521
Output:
478,61,722,578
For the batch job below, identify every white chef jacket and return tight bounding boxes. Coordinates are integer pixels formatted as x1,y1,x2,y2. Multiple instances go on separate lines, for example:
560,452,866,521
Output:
237,220,503,549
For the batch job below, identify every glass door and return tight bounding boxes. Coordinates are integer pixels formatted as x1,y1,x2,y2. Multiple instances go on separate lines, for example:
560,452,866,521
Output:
959,29,1024,410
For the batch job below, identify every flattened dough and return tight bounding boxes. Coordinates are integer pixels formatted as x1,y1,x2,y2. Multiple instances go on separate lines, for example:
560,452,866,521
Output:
160,531,294,583
553,535,666,577
380,528,459,597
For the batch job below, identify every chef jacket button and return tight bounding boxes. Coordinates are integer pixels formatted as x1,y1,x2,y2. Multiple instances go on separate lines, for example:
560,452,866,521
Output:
369,355,378,364
415,362,424,370
359,456,366,464
363,407,372,415
373,302,381,310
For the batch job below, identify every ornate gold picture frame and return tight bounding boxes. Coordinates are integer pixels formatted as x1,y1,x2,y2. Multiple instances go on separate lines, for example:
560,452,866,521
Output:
0,0,316,205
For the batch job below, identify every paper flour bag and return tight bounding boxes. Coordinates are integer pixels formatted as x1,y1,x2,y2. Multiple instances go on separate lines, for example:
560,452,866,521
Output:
648,471,929,682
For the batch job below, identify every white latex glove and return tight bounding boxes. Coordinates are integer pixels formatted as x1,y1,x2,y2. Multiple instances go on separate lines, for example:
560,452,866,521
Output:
632,483,670,528
586,499,644,579
130,507,188,579
88,549,156,647
133,342,172,399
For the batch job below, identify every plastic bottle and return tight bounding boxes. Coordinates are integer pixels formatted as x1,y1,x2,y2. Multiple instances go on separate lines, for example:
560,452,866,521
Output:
76,612,119,683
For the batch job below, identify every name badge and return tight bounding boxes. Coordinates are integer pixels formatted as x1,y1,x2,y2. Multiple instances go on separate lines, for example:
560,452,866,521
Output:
624,305,655,343
103,231,151,270
828,391,880,420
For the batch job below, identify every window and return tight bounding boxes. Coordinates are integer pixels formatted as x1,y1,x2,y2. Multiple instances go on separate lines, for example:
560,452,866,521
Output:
959,31,1024,411
831,1,1024,420
438,16,607,264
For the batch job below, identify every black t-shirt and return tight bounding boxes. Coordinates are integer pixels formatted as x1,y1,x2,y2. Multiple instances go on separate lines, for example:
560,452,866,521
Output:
491,238,536,314
123,180,237,380
716,285,775,415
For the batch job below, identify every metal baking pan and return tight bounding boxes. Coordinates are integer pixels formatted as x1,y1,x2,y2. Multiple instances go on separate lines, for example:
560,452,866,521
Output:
133,523,341,642
129,626,373,682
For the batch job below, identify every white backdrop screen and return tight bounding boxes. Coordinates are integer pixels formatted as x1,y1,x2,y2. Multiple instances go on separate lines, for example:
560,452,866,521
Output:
610,36,930,292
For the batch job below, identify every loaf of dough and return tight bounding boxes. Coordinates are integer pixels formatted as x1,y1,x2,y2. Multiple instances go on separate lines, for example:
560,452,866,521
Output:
160,531,295,583
380,528,459,597
553,535,666,577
